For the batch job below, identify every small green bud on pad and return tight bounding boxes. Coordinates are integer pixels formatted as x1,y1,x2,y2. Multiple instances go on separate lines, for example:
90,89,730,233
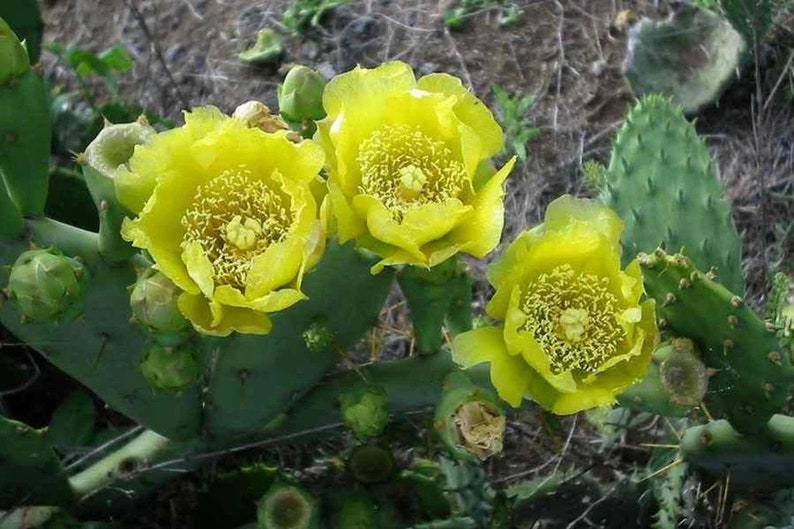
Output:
302,319,336,352
278,65,326,123
7,248,86,321
130,269,188,333
348,444,395,484
140,341,199,392
339,385,389,439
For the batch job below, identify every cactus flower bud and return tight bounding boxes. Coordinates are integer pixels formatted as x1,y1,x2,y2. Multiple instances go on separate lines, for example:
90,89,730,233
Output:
7,248,86,321
434,372,505,461
233,101,297,140
348,444,395,484
302,319,336,352
257,483,319,529
140,342,199,392
0,18,29,83
277,65,326,123
340,385,389,439
130,269,188,333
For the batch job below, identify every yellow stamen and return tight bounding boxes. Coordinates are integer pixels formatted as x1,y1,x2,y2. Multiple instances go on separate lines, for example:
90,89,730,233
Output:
181,170,293,289
357,124,468,220
521,265,625,374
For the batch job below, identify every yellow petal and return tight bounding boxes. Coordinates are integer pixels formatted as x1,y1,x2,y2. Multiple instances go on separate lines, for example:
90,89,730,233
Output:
417,73,504,158
328,183,366,243
543,194,624,246
181,240,215,299
246,237,304,298
351,195,424,260
178,292,272,336
449,157,515,258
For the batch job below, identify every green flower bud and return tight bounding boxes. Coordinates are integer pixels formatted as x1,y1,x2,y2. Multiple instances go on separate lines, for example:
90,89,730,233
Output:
340,385,389,439
140,342,199,392
277,65,326,123
0,18,29,83
257,483,319,529
7,248,86,321
434,372,505,461
130,269,188,332
348,444,395,484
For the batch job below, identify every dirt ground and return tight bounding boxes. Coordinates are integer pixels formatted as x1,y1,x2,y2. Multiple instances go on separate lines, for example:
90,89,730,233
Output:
27,0,794,526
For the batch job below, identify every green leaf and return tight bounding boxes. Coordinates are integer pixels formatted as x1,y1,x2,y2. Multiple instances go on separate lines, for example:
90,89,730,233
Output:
47,389,97,452
99,45,133,73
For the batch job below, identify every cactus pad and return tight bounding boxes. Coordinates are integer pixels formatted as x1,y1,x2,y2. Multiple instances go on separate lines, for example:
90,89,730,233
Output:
601,95,745,295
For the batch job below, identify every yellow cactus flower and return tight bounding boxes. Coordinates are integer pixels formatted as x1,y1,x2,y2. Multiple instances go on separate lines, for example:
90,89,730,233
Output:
452,196,659,414
315,61,516,272
118,106,326,336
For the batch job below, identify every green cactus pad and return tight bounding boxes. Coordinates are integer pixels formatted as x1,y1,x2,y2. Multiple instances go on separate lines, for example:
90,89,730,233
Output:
0,415,73,509
680,416,794,488
639,251,794,434
600,95,745,295
201,240,393,438
0,221,202,440
0,49,51,216
0,2,43,64
624,4,746,113
140,341,200,392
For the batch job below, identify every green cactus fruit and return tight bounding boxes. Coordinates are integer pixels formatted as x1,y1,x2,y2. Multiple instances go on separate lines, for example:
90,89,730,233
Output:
639,250,794,434
340,384,389,439
0,20,50,216
680,415,794,488
348,444,396,484
434,372,505,461
600,95,745,295
238,29,283,65
624,4,746,113
130,268,188,335
257,483,319,529
83,119,156,261
337,494,377,529
659,338,708,407
140,341,200,392
618,339,706,416
277,65,326,123
6,248,86,321
0,17,29,81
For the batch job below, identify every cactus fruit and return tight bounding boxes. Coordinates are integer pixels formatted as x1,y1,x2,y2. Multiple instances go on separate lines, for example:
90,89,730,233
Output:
140,341,200,392
619,339,707,416
82,119,155,261
6,248,86,321
600,95,745,295
340,385,390,439
337,494,377,529
0,415,73,509
680,416,794,488
624,4,745,113
434,372,504,461
348,444,396,484
130,269,188,336
0,17,50,216
257,483,319,529
639,250,794,434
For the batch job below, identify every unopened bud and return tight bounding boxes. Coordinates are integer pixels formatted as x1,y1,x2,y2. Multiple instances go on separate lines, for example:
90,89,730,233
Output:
7,248,86,321
130,269,188,333
140,342,199,392
340,385,389,439
277,65,326,123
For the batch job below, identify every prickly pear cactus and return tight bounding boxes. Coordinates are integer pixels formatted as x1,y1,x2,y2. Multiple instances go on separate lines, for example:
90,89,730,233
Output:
600,95,745,295
639,250,794,434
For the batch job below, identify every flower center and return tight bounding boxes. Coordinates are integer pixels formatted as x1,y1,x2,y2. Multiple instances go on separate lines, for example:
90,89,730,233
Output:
520,265,625,374
357,124,468,220
181,170,293,290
